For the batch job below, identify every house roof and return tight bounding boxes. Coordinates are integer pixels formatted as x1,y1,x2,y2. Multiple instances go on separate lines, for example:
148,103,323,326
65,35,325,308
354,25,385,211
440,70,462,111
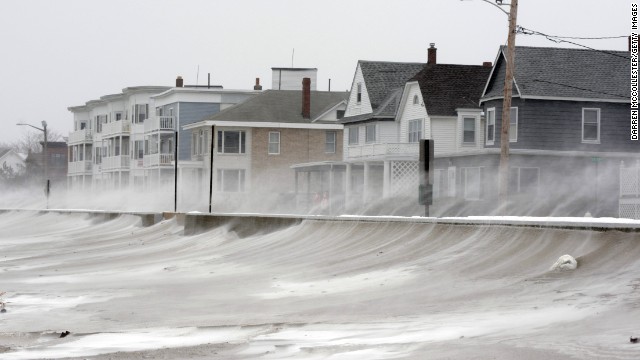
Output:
359,61,426,109
204,90,348,123
0,148,10,159
341,61,425,124
483,46,630,101
411,64,492,116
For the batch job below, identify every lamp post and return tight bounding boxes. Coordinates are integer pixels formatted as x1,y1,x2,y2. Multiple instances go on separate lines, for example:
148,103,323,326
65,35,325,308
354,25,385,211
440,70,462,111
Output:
17,121,49,207
462,0,518,213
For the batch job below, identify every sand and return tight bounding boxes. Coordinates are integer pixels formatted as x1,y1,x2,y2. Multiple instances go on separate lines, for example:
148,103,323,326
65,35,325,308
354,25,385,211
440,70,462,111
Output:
1,210,639,359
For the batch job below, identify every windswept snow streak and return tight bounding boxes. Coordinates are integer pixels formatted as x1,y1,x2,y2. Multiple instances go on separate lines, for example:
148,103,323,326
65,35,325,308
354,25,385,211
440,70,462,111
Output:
0,211,639,359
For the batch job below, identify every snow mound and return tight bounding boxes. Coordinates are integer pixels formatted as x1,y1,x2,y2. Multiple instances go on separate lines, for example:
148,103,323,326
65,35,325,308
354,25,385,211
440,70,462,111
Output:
550,255,577,271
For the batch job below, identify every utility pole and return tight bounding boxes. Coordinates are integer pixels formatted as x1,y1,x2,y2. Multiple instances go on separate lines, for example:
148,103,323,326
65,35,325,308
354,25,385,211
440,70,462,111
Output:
498,0,518,213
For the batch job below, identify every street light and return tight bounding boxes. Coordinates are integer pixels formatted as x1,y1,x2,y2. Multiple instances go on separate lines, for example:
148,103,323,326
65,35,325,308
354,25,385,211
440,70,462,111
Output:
16,121,49,207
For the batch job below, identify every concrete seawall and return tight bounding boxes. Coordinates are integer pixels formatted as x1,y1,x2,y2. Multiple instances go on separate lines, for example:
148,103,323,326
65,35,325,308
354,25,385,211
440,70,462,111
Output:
2,209,640,234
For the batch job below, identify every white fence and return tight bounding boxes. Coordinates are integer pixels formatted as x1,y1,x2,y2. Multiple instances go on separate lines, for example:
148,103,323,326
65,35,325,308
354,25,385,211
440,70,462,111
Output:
68,161,92,174
102,155,130,170
143,153,174,167
619,161,640,219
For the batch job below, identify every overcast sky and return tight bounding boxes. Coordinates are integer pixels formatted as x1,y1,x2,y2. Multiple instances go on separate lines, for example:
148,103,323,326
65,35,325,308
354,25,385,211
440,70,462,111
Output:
0,0,629,146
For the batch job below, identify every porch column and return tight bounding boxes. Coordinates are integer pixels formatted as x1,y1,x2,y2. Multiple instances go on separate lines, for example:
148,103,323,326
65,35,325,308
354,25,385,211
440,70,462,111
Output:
383,160,391,198
345,163,352,210
363,162,370,204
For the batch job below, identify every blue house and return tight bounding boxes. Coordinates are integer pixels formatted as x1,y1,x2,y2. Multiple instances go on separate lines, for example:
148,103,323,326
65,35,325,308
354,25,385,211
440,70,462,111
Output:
449,45,636,217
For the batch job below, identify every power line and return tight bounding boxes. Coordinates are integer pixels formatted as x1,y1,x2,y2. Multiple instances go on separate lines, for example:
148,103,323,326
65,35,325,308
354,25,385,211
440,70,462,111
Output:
532,79,628,99
517,26,630,60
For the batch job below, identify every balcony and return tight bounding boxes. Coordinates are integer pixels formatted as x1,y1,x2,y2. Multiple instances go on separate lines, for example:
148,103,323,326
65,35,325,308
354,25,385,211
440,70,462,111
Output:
68,160,92,175
102,120,131,137
144,153,174,167
68,129,93,144
102,155,131,171
144,116,175,133
346,142,418,160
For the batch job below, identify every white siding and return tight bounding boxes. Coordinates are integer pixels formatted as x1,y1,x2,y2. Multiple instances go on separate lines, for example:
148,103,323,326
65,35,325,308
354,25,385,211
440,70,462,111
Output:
271,69,318,90
432,117,456,155
315,102,347,122
378,121,396,143
344,64,373,117
397,82,428,143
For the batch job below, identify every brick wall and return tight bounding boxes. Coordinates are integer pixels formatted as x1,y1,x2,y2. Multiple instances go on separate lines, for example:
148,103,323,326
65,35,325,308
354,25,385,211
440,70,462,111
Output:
251,127,343,195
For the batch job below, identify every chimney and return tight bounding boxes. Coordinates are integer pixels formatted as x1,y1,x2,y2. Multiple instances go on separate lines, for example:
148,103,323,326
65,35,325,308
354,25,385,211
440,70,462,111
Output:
483,61,493,67
176,76,184,88
302,77,311,119
428,43,437,64
254,78,262,90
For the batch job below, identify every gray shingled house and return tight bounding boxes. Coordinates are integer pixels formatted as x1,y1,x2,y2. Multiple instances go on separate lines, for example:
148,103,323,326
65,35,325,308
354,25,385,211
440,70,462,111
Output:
461,45,637,217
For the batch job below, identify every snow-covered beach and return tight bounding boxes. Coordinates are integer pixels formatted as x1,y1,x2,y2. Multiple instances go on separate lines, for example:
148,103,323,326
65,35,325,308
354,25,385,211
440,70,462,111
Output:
1,210,640,359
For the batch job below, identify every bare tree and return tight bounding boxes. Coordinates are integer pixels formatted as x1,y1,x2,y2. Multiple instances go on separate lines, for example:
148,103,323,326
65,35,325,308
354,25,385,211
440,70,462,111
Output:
10,129,63,154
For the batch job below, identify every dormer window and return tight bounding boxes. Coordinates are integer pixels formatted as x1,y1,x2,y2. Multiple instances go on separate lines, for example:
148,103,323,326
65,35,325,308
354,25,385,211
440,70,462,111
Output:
413,95,419,105
357,83,362,103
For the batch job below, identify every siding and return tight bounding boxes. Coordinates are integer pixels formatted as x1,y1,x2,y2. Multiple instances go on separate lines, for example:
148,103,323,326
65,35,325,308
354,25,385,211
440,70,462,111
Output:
178,102,221,160
484,98,637,153
398,83,428,143
271,69,317,90
432,118,456,155
344,64,373,117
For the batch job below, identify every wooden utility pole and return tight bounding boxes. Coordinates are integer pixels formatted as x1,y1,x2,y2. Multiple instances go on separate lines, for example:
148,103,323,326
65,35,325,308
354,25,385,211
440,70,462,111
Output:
498,0,518,213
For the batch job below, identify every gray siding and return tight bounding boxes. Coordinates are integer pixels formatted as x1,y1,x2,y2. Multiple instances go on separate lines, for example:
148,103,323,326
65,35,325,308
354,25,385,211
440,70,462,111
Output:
484,98,637,153
484,57,517,99
178,102,221,160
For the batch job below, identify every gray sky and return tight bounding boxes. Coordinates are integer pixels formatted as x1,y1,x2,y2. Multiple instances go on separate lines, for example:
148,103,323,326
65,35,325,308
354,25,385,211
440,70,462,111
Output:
0,0,629,145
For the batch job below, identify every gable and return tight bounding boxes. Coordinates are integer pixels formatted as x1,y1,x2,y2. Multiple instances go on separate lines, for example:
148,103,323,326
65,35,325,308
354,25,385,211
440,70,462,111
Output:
345,63,373,117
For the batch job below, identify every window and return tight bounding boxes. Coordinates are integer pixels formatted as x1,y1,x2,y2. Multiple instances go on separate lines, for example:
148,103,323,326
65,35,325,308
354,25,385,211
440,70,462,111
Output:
192,130,207,156
408,119,422,143
582,108,600,143
348,126,359,145
509,167,539,194
115,112,123,121
268,131,280,155
217,169,246,192
357,83,362,103
486,108,495,145
79,121,87,130
156,107,163,116
462,167,482,200
134,140,144,159
413,94,419,105
325,131,337,153
336,110,345,119
365,124,376,143
463,117,476,144
509,107,518,142
134,104,148,124
217,130,246,154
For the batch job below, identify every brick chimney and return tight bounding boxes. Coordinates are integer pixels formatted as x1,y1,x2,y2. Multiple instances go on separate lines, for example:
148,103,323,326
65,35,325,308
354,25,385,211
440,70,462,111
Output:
302,77,311,119
254,78,262,90
483,61,492,67
428,43,437,64
176,76,184,88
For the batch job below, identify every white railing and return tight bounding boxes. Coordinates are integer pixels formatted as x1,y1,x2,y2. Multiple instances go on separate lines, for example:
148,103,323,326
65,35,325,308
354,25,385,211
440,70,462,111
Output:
346,142,419,159
68,129,93,144
143,153,174,167
102,155,131,170
144,116,175,132
102,120,131,136
67,161,92,174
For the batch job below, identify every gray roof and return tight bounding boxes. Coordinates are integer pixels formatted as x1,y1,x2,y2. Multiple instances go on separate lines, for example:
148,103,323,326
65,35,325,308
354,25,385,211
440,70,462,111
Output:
0,148,10,158
359,61,425,109
412,64,492,116
341,61,425,124
483,46,630,101
205,90,348,123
